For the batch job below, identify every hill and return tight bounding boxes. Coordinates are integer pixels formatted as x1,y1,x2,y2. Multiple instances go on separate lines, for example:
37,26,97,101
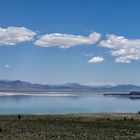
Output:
0,80,140,93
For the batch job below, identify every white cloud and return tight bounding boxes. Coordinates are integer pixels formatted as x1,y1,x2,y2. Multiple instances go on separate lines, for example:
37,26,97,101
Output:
34,32,101,48
88,56,104,64
0,27,36,46
5,65,10,68
86,81,116,87
84,53,94,57
100,34,140,63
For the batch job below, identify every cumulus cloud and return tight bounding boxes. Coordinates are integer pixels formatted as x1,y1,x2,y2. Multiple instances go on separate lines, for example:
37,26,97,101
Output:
100,34,140,63
88,56,104,64
34,32,101,48
0,27,36,46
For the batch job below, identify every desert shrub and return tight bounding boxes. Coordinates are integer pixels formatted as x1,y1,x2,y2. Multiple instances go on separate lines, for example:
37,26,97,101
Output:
130,118,134,121
124,117,126,121
18,114,21,120
107,118,110,121
0,127,2,132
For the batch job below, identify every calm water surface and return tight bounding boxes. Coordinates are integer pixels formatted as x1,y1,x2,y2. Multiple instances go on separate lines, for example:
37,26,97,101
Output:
0,93,140,114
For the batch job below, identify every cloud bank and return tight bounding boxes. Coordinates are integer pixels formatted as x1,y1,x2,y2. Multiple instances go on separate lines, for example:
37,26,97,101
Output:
0,27,36,46
34,32,101,48
86,81,116,87
100,34,140,63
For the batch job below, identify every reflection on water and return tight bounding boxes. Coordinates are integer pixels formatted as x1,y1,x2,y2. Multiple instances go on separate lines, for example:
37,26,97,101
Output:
129,97,140,100
0,93,140,114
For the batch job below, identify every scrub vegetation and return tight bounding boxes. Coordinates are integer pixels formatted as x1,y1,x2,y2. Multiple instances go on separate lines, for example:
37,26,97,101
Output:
0,114,140,140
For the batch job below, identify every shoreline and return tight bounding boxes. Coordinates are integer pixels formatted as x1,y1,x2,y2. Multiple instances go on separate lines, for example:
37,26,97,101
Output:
0,92,82,97
0,112,139,115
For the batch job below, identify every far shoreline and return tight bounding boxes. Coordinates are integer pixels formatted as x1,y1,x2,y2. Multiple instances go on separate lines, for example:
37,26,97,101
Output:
0,92,86,97
0,112,139,115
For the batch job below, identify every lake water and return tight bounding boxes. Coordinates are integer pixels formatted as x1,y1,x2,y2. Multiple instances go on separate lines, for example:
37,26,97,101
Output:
0,93,140,114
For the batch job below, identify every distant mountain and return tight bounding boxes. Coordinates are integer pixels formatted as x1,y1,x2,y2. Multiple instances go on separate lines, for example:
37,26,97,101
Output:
0,80,49,92
0,80,140,93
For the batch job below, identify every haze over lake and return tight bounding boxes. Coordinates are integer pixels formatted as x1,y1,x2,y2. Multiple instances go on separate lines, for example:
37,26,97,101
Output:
0,93,140,114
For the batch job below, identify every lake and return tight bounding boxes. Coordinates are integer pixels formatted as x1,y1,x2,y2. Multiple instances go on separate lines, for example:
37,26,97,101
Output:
0,93,140,114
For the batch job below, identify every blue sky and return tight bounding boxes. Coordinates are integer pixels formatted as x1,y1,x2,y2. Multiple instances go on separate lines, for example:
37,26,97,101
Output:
0,0,140,85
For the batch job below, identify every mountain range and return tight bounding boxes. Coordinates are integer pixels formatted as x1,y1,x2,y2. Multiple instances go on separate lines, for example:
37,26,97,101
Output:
0,80,140,93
